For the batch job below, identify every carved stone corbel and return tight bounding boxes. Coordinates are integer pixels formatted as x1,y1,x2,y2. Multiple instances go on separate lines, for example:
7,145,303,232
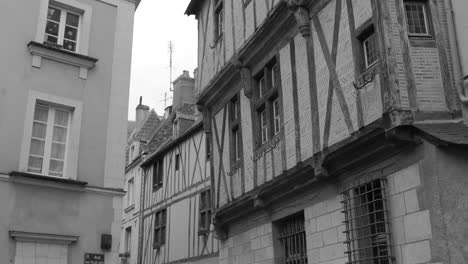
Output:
212,219,228,241
284,0,311,38
240,67,253,99
233,57,253,99
202,109,211,134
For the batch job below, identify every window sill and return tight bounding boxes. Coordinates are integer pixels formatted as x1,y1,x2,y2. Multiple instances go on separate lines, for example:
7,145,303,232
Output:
229,160,242,176
210,34,223,49
254,133,282,161
153,243,164,250
198,229,210,236
354,64,379,90
153,184,162,192
124,204,135,213
409,38,436,48
9,171,87,186
27,41,98,79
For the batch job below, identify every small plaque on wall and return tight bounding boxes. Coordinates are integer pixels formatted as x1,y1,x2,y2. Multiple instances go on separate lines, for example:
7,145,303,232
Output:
84,253,104,264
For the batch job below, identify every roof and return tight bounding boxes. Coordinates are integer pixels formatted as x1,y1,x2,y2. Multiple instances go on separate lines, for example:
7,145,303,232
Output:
128,110,161,142
142,121,203,167
127,121,136,139
134,110,161,141
414,121,468,146
185,0,204,15
175,103,197,116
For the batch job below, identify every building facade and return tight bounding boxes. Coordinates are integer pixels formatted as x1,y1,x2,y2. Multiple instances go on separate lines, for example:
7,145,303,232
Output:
0,0,139,263
187,0,468,264
138,72,219,264
121,100,162,264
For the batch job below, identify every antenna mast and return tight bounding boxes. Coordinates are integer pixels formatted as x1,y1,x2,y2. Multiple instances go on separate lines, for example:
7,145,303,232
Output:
169,41,174,92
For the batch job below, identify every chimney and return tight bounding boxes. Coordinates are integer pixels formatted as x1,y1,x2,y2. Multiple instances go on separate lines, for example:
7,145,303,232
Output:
172,70,195,109
135,96,149,126
164,105,173,119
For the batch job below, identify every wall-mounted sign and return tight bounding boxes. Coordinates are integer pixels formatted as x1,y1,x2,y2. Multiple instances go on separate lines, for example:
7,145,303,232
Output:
84,253,104,264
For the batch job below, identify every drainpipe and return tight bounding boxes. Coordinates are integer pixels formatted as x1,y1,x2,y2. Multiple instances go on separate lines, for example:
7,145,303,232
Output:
137,156,147,264
445,0,468,103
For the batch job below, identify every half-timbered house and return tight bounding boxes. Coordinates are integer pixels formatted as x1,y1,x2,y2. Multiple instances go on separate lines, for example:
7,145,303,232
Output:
186,0,468,264
136,71,219,264
121,99,162,264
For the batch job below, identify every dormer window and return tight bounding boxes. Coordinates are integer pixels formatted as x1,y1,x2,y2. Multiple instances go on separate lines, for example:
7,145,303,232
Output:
45,5,81,52
173,119,179,138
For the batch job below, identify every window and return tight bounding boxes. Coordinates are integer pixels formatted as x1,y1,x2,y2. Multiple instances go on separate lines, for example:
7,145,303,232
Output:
254,58,281,146
199,189,212,233
341,179,392,264
358,25,378,70
125,227,132,255
278,213,308,264
214,0,224,39
175,154,180,171
153,209,167,248
127,178,134,207
13,242,68,264
152,159,163,191
229,95,242,167
206,136,211,160
27,102,70,177
404,1,430,36
173,119,179,138
45,5,80,52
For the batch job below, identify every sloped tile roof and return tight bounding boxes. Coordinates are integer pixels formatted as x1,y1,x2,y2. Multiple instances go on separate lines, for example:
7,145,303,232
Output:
134,110,161,141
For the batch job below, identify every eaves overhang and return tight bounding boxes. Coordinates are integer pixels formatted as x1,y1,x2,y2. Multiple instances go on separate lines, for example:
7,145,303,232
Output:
213,124,423,236
185,0,204,16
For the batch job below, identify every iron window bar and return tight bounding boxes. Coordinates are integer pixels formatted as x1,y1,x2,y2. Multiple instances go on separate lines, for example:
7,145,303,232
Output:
341,178,393,264
278,214,308,264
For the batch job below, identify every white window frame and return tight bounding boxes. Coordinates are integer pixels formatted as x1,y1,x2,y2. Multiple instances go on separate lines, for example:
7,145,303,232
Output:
260,110,268,144
36,0,92,55
363,34,378,69
125,226,132,254
233,129,240,161
404,2,430,37
273,98,281,135
27,104,71,177
19,90,83,180
127,178,134,206
45,5,82,52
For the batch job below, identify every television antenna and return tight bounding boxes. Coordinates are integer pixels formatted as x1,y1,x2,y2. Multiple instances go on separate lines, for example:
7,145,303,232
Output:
168,41,174,92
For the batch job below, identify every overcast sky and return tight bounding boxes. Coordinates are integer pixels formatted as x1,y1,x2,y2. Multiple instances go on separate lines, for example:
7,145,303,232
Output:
128,1,197,120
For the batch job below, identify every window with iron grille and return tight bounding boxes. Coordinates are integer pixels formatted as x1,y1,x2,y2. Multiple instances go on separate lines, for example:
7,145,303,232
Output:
230,94,242,168
254,57,282,147
152,159,163,191
278,213,308,264
153,209,167,248
341,179,392,264
404,1,431,36
199,189,212,234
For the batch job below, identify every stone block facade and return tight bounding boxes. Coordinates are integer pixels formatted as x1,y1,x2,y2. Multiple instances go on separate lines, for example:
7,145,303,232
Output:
219,223,275,264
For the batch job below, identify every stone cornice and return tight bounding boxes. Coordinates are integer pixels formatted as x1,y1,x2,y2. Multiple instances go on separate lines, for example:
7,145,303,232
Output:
9,231,79,245
28,41,98,68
